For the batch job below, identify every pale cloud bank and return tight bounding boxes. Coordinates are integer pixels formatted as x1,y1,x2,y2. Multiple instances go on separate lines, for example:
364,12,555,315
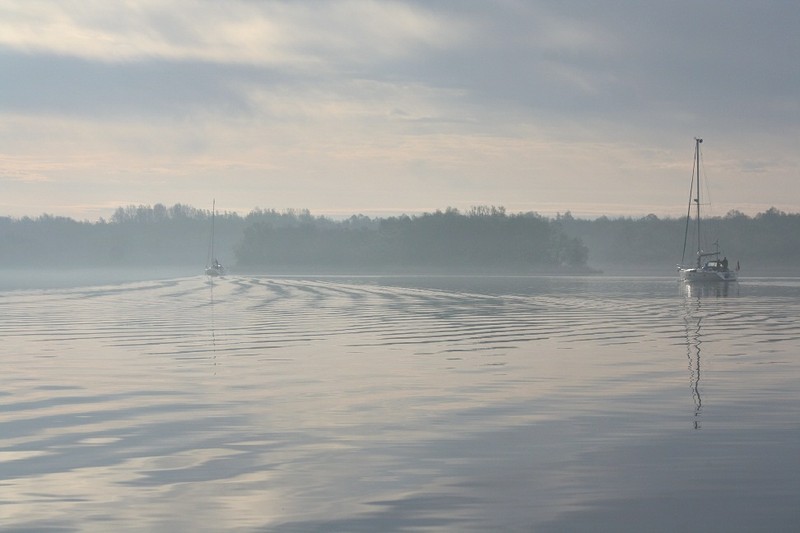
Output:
0,1,798,220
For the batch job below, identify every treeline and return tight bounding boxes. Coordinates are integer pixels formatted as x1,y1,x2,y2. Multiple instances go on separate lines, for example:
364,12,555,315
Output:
2,204,799,275
1,205,232,267
236,206,589,272
556,207,800,274
0,204,588,273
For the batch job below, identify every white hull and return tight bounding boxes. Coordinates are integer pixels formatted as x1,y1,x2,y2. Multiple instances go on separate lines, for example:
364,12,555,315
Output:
205,266,224,277
679,268,737,283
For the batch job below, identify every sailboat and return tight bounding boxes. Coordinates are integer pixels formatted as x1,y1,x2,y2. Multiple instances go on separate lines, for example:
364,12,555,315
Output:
205,199,225,277
678,138,738,283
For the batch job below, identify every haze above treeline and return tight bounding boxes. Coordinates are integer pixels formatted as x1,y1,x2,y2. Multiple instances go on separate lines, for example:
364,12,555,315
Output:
2,203,799,276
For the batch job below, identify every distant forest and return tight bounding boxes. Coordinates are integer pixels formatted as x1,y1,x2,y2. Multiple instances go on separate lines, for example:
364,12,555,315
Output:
1,204,799,275
556,207,800,274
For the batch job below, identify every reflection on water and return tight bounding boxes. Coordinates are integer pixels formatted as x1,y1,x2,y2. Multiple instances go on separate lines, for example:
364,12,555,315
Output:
682,297,703,429
208,278,218,368
1,275,799,531
682,279,739,298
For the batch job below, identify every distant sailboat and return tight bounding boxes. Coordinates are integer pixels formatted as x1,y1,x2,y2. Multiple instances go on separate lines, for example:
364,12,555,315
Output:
677,138,738,283
205,200,225,277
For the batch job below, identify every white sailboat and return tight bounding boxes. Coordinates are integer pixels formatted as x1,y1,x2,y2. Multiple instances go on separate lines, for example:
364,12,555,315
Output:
205,200,225,277
678,138,738,283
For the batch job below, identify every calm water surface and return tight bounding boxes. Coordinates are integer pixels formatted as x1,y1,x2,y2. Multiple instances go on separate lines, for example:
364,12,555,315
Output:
1,275,799,531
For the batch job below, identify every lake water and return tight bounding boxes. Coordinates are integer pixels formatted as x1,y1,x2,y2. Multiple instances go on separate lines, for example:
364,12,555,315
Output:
1,275,799,532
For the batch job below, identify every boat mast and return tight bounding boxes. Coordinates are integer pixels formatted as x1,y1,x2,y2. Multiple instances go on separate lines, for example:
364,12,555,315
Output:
694,138,702,267
210,199,216,262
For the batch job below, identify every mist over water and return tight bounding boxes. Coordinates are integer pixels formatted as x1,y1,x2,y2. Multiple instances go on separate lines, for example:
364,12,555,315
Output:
0,267,197,291
2,275,799,531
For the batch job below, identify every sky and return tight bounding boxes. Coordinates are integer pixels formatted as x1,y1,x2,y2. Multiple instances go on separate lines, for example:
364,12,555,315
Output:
1,0,798,221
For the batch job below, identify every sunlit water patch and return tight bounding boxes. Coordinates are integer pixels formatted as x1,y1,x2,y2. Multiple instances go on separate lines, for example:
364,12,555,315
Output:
1,275,799,531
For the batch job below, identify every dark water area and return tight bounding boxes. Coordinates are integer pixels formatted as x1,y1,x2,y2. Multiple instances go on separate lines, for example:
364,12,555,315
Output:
1,275,799,531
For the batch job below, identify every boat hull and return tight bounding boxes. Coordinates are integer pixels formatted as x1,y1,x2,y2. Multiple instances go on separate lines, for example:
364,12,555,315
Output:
679,268,737,283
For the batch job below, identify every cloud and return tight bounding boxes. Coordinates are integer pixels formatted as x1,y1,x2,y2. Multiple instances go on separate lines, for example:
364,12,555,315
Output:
0,0,798,219
0,1,470,121
0,0,463,65
3,0,797,135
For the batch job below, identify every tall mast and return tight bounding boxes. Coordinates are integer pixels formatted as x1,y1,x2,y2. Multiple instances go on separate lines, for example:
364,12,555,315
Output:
210,199,216,260
694,138,702,266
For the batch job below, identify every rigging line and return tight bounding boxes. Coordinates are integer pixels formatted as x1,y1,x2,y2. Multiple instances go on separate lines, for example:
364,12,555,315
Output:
694,139,703,260
699,147,714,216
206,199,216,267
697,142,724,257
697,144,720,247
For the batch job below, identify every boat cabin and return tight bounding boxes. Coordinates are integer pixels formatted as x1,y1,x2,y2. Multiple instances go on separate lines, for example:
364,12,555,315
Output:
702,258,730,272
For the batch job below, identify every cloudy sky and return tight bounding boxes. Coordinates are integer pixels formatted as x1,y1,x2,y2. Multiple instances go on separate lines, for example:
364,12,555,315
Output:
1,1,798,220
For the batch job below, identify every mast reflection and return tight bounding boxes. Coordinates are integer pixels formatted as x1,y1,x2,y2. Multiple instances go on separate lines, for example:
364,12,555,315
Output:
680,279,739,428
208,277,218,368
682,280,738,298
683,297,703,429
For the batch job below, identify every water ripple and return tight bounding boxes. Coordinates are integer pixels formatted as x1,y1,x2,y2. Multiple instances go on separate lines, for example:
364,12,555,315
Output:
2,275,800,530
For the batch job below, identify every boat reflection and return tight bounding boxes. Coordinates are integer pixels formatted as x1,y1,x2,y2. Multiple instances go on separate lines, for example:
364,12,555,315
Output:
208,277,218,368
682,280,738,298
682,298,704,429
